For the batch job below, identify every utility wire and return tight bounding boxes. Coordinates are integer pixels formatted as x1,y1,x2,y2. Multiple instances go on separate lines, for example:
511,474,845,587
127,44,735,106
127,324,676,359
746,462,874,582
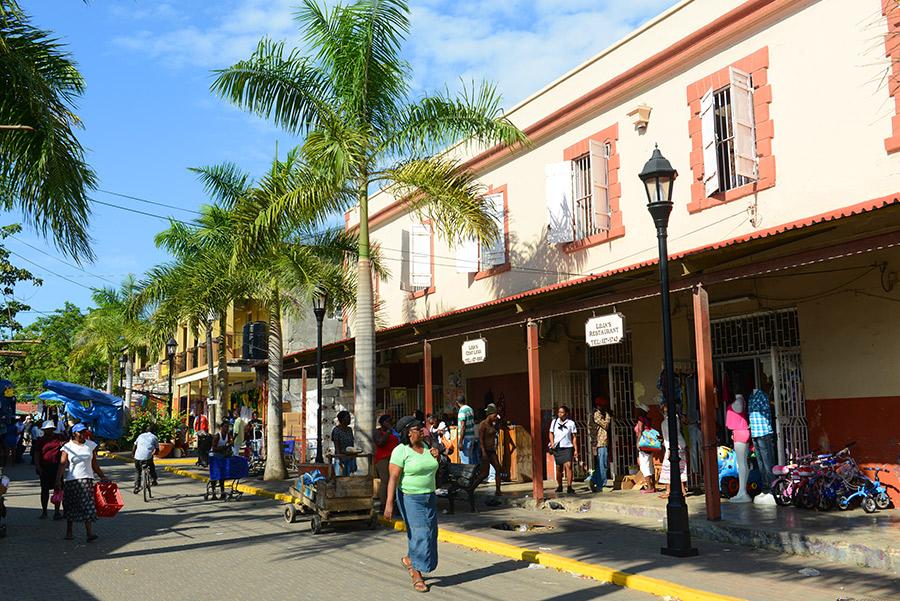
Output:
96,188,204,216
89,197,196,226
5,250,96,291
9,235,120,286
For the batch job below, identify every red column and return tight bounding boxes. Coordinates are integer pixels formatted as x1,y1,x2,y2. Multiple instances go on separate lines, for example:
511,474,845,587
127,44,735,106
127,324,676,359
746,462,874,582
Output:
423,340,433,416
300,367,308,463
527,321,544,502
693,284,721,521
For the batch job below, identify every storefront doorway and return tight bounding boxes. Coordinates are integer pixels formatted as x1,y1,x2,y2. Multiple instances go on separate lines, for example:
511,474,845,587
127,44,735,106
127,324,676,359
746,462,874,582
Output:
588,335,635,481
711,309,808,464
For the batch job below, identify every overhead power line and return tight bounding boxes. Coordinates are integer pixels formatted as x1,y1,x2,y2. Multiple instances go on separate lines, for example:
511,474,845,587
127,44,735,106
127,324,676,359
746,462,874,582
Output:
10,235,120,286
5,250,96,291
96,188,204,216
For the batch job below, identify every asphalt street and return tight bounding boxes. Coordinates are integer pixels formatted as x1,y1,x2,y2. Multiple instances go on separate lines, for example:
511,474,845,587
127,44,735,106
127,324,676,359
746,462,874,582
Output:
0,459,655,601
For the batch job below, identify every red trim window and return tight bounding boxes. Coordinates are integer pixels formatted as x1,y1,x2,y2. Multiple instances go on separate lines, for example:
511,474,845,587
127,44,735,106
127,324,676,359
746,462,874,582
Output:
686,47,774,212
545,123,624,253
454,185,512,280
401,220,435,299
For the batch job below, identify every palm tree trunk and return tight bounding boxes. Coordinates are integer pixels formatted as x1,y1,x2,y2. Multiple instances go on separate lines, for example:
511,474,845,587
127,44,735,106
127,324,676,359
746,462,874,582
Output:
125,353,134,409
216,314,228,430
205,323,216,426
106,363,114,394
264,292,287,480
355,179,376,464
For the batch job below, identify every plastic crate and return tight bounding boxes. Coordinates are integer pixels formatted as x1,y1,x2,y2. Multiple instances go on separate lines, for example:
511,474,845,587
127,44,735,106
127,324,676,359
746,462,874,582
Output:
94,482,123,518
209,456,249,481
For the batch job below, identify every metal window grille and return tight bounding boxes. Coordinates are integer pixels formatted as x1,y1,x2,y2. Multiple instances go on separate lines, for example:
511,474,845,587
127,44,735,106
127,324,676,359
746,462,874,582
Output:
550,370,592,479
587,335,636,479
571,143,610,241
711,309,800,357
713,87,752,193
772,348,809,464
588,332,633,367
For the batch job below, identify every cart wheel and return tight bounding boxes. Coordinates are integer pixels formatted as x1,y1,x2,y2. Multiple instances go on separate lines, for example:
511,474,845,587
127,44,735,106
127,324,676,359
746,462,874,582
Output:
310,515,322,534
862,496,877,514
367,515,378,530
284,505,297,524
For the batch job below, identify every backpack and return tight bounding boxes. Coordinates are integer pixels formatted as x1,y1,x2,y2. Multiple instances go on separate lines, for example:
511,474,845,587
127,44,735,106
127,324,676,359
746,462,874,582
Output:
41,437,63,465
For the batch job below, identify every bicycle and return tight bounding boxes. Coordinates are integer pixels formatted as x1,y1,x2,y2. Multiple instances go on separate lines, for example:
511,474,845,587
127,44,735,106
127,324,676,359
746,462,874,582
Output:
137,461,153,502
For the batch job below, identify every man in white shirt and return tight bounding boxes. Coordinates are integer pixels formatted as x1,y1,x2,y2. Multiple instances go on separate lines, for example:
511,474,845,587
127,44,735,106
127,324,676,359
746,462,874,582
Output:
132,425,159,494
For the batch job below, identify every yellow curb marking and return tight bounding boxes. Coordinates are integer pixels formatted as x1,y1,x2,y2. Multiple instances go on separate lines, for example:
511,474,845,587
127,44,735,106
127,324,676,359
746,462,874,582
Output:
107,450,743,601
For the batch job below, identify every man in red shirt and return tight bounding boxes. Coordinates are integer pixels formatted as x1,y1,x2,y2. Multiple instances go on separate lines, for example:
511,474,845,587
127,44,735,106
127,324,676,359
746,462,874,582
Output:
33,420,63,519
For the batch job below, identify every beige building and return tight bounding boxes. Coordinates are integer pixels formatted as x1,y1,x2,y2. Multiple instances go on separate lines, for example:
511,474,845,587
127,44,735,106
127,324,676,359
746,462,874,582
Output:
284,0,900,502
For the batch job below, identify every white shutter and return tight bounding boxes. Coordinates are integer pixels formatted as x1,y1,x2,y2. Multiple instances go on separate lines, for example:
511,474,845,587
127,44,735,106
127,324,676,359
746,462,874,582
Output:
410,223,432,288
700,87,719,197
589,140,610,232
729,67,757,180
479,193,506,268
400,229,411,291
545,161,574,243
455,237,478,273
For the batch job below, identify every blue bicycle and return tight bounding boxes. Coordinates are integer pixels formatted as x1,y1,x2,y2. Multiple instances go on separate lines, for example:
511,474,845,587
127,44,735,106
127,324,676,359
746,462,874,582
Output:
838,466,892,513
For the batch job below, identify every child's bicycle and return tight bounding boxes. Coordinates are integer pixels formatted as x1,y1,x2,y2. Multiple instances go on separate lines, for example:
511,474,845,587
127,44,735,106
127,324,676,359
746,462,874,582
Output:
838,466,892,513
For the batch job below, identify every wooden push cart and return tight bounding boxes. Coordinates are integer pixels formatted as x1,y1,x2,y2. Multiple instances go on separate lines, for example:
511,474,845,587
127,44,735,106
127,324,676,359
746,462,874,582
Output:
283,453,377,534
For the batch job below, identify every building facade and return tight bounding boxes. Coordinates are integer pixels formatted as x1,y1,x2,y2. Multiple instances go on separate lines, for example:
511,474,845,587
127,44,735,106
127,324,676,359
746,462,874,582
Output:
283,0,900,501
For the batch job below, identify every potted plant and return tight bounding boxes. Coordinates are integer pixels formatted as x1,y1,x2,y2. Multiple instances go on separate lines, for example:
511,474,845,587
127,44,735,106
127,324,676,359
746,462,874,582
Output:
125,409,186,459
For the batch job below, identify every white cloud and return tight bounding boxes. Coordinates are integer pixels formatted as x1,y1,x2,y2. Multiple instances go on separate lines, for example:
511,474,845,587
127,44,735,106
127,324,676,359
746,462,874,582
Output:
112,0,678,105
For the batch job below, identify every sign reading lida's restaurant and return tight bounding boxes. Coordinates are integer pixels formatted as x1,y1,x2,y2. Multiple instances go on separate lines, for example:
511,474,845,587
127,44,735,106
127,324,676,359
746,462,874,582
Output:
461,338,487,364
585,313,625,347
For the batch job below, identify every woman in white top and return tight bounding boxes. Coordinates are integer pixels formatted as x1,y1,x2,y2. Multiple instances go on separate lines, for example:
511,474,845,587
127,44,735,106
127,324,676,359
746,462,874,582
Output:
548,405,578,495
55,423,108,542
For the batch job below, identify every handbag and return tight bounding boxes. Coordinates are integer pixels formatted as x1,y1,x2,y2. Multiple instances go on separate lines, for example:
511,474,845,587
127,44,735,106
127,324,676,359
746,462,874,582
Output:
638,429,662,452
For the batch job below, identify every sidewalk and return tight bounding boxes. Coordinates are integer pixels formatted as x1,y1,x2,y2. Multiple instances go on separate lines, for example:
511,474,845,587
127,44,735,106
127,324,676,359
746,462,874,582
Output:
465,479,900,573
113,452,899,601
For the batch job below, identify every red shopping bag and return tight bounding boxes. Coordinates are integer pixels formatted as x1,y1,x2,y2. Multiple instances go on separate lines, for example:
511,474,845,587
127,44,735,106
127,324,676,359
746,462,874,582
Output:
94,481,124,518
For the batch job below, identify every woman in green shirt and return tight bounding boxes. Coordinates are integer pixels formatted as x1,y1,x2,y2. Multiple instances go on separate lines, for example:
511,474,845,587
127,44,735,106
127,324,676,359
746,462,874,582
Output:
384,415,439,593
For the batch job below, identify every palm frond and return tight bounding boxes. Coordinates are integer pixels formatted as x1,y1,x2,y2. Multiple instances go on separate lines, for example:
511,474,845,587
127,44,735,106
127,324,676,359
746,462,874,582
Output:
380,156,498,245
189,162,252,209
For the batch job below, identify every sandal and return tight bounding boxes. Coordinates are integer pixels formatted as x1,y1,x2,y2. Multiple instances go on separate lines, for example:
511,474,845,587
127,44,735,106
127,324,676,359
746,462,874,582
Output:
411,573,428,593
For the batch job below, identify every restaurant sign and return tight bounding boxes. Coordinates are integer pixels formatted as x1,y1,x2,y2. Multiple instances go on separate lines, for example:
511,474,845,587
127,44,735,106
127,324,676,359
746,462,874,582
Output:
461,338,487,364
585,313,625,347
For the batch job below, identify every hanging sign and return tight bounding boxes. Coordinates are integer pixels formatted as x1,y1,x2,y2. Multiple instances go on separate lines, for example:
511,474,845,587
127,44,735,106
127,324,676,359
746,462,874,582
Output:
461,338,487,364
585,313,625,347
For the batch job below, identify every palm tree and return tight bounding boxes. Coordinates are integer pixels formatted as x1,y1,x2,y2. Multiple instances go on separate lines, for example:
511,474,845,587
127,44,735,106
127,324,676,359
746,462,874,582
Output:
71,277,152,399
138,153,362,480
0,0,96,259
212,0,527,455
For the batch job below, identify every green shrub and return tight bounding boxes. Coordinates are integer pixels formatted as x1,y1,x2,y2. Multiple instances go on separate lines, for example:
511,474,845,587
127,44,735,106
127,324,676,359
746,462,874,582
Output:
125,407,186,444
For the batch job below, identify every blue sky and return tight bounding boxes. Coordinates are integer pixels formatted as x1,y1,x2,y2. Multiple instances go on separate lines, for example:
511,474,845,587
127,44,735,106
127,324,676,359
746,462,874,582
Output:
8,0,676,325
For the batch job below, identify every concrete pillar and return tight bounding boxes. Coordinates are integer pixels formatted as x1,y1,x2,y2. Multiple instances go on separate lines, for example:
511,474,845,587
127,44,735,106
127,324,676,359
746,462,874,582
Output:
693,284,721,521
527,321,544,502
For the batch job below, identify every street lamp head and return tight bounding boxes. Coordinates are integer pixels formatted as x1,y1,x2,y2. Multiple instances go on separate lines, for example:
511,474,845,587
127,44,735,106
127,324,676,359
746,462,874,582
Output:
639,145,678,206
206,309,217,324
312,286,328,319
166,336,178,358
118,353,127,370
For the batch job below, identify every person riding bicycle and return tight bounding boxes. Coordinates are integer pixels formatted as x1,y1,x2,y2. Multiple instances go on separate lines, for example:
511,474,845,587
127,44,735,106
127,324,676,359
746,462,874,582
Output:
132,425,159,495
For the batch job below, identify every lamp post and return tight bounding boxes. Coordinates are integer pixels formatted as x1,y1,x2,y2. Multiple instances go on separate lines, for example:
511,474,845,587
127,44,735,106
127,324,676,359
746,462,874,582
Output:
312,287,328,464
639,145,698,558
118,353,127,398
166,336,178,411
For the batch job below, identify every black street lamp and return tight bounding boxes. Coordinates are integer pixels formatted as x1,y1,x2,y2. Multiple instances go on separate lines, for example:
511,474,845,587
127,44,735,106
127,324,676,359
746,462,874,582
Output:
118,353,127,398
312,286,328,464
639,145,698,558
166,336,178,410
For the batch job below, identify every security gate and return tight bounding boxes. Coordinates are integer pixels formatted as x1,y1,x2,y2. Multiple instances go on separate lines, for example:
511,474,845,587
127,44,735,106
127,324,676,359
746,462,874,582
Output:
607,363,636,480
549,370,591,478
771,347,808,464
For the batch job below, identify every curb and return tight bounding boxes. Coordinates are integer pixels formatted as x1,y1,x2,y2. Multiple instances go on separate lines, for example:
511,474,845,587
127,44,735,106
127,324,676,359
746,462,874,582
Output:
378,516,744,601
100,452,744,601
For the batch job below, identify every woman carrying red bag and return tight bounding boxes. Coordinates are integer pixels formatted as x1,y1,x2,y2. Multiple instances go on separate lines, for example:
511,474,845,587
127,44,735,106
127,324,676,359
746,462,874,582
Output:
55,423,110,542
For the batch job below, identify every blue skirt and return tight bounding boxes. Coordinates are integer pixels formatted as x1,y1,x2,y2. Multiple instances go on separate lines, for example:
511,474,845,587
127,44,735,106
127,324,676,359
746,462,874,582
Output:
396,490,438,573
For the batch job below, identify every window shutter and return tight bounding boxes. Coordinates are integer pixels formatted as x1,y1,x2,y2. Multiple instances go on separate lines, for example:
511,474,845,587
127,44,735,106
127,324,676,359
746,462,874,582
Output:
455,237,478,273
545,161,574,243
700,87,719,197
400,229,412,291
589,140,610,232
410,223,432,288
479,193,506,268
729,67,757,180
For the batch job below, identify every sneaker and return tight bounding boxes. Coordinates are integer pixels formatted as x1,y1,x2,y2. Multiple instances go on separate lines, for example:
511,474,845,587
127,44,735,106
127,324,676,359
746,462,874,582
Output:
133,487,140,495
567,487,576,495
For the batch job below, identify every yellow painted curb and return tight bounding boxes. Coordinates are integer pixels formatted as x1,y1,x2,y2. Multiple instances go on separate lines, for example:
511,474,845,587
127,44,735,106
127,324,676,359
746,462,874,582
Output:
378,516,744,601
155,461,743,601
97,450,196,466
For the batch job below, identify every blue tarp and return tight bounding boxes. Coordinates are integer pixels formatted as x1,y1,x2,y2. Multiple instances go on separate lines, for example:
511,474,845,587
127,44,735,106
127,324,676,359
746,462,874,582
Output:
40,381,124,440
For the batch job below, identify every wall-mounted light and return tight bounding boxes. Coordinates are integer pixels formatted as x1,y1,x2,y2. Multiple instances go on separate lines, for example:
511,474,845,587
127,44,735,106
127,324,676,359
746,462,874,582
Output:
628,104,652,132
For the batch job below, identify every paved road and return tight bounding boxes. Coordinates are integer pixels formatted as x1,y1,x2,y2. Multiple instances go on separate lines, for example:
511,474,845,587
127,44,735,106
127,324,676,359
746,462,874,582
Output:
1,460,653,601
